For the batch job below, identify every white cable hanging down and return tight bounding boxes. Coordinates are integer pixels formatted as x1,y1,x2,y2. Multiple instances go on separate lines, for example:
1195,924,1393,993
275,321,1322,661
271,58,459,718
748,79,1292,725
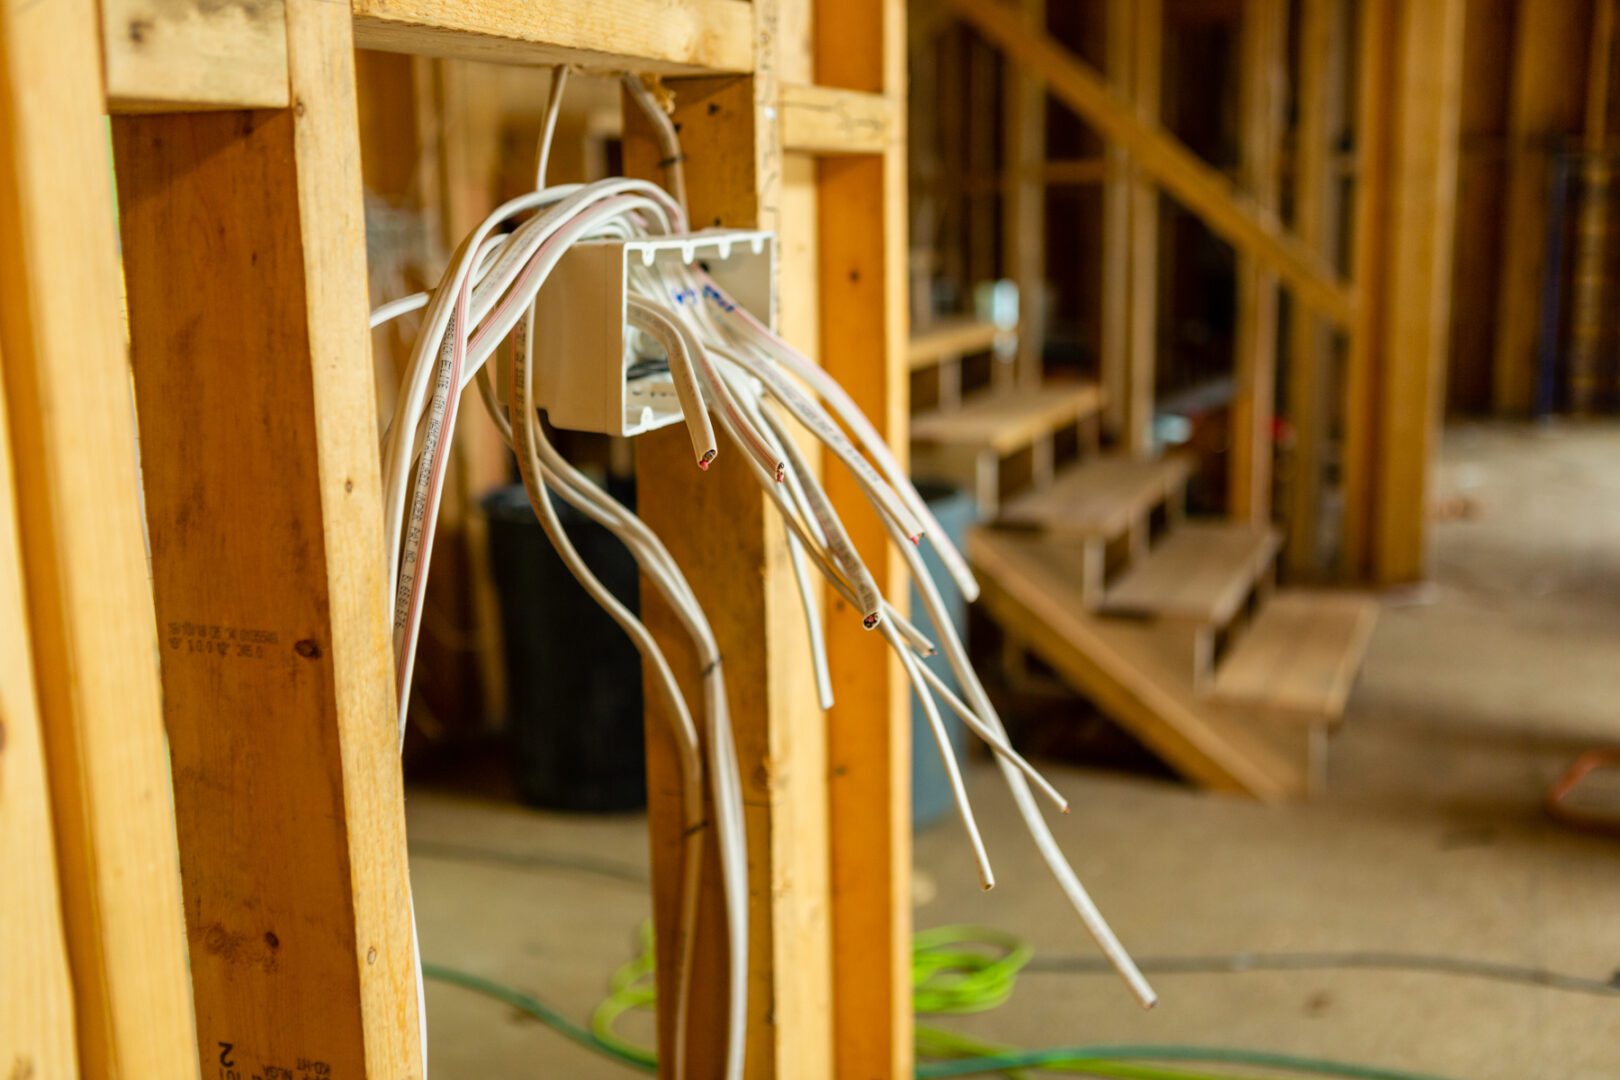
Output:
373,62,1155,1080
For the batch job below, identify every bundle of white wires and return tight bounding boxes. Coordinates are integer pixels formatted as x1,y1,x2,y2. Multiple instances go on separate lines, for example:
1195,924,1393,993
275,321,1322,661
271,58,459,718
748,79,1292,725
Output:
373,69,1154,1080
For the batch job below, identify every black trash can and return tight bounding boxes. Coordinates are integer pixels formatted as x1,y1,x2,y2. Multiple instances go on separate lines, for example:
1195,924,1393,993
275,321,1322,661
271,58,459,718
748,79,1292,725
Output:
484,481,647,811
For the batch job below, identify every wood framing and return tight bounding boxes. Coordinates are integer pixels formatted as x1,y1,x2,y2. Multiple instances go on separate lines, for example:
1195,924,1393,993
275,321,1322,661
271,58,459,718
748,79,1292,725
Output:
0,363,78,1080
1100,0,1133,444
1001,0,1046,389
15,0,922,1071
1126,0,1164,461
1101,0,1161,454
353,0,755,73
1491,0,1591,414
626,67,836,1077
101,0,290,112
1344,0,1467,582
0,0,199,1074
782,84,895,155
952,0,1355,328
1284,0,1349,575
967,29,998,289
1228,0,1286,524
1569,0,1617,414
112,0,423,1074
816,2,915,1074
1045,157,1108,185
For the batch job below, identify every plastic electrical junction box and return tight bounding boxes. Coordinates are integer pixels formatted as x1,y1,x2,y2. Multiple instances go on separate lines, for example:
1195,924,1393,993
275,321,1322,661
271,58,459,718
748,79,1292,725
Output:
523,228,777,437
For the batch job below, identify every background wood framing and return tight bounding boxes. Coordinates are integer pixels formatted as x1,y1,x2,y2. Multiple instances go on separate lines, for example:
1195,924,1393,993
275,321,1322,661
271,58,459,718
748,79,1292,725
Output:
1228,0,1286,524
1344,0,1468,583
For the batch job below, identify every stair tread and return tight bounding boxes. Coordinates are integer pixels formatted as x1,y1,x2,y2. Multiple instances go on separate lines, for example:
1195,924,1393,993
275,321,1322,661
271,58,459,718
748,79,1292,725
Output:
911,381,1104,454
1211,589,1378,718
968,528,1313,800
999,453,1193,537
908,316,1003,370
1101,522,1281,623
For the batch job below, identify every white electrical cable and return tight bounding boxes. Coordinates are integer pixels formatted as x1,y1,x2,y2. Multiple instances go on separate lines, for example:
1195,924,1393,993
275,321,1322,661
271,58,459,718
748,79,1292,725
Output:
508,309,722,1080
535,66,570,190
379,103,1155,1080
744,374,883,627
878,504,1157,1008
507,200,747,1075
377,96,746,1078
693,355,1008,887
717,339,926,543
631,217,1153,1005
627,304,717,469
912,661,1068,812
500,203,748,1077
387,190,677,654
882,616,995,889
622,73,688,217
697,275,982,601
631,297,785,483
699,291,1151,998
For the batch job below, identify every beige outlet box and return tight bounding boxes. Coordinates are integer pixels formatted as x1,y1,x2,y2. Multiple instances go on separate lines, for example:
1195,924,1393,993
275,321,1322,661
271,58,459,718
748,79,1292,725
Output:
527,229,777,436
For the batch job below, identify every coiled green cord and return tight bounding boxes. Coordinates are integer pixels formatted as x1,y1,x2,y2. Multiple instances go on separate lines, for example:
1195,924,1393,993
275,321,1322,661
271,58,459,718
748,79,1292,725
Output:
425,924,1458,1080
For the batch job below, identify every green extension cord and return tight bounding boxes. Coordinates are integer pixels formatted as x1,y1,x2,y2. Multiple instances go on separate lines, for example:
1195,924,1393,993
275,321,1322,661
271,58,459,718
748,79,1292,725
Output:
425,924,1458,1080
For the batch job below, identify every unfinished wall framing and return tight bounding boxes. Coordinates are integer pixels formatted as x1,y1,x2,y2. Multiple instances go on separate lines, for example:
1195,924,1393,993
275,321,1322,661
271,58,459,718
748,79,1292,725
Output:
0,0,912,1076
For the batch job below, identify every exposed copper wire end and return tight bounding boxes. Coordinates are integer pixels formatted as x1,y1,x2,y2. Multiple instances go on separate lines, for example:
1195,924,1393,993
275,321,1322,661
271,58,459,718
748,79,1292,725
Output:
698,449,716,470
862,612,881,630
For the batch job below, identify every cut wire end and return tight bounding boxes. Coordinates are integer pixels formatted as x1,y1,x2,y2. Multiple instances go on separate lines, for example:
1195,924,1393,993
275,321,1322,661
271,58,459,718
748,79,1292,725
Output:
861,612,882,630
699,449,716,470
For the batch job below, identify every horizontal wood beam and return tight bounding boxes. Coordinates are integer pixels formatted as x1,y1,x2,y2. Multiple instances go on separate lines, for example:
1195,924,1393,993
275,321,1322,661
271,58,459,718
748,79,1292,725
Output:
1045,157,1107,185
351,0,754,74
949,159,1106,194
102,0,289,112
104,0,755,111
781,84,895,155
952,0,1356,328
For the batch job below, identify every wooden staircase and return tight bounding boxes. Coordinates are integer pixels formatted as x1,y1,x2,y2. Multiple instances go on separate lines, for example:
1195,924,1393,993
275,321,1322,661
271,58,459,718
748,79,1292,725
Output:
908,319,1104,516
906,323,1375,800
970,467,1375,798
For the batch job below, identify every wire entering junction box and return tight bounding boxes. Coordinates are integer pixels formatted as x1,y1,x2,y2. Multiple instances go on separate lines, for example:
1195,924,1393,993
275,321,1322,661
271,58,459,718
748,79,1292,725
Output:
527,228,776,436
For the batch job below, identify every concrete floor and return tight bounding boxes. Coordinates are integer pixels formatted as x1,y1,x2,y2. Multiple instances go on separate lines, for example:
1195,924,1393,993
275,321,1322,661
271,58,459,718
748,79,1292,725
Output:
410,421,1620,1078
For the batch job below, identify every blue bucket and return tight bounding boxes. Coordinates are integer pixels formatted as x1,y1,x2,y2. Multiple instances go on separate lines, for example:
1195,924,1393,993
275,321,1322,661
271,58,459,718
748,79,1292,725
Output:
907,482,978,829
